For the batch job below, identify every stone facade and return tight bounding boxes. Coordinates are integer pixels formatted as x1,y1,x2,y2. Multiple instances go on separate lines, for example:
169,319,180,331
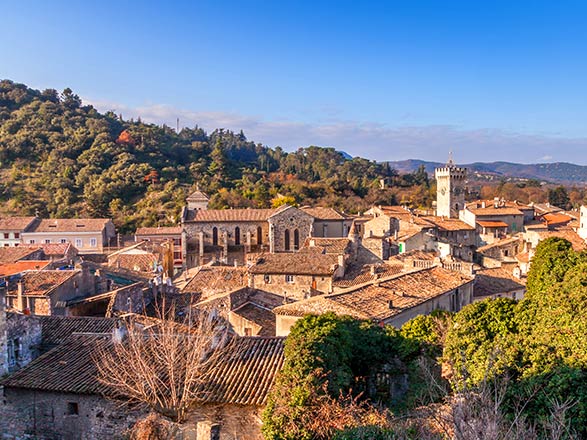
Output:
363,215,399,238
5,313,42,373
267,206,313,253
249,273,334,298
435,164,466,218
0,287,6,376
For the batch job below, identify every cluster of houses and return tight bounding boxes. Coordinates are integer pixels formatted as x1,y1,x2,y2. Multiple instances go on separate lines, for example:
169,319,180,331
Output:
1,160,586,439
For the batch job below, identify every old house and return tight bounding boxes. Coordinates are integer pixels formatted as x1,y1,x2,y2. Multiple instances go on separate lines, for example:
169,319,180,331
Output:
135,226,183,269
182,199,314,267
473,266,526,301
0,333,284,440
248,252,345,298
273,265,474,335
0,217,37,247
0,246,46,263
180,265,249,303
460,199,534,236
21,218,116,254
301,207,354,237
421,216,476,261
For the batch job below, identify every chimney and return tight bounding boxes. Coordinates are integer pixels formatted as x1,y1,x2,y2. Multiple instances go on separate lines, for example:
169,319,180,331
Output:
16,280,25,313
388,299,393,309
481,201,486,209
370,265,376,276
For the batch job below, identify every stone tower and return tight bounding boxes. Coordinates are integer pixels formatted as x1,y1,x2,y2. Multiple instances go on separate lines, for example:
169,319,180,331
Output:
435,154,466,218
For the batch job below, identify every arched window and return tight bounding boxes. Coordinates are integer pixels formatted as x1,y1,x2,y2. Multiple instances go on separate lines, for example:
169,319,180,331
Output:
235,227,240,245
212,227,218,246
294,229,300,250
284,229,290,251
257,226,263,245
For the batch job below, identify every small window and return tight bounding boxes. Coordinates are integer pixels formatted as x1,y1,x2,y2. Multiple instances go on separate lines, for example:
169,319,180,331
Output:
3,244,8,247
264,274,271,284
90,238,97,247
29,239,35,244
244,328,252,336
67,402,79,415
60,239,67,244
14,232,19,239
285,275,294,283
44,239,51,244
210,425,220,440
75,239,83,248
3,233,8,239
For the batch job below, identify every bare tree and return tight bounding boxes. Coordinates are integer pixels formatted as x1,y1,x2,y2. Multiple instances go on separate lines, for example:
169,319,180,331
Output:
94,307,233,423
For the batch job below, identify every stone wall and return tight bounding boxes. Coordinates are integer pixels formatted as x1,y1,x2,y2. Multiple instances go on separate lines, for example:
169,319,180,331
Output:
268,207,313,253
250,273,332,298
0,288,6,376
363,215,398,238
5,313,42,373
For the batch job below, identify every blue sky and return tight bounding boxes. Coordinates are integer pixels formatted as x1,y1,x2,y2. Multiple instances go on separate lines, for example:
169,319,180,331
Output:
3,1,587,163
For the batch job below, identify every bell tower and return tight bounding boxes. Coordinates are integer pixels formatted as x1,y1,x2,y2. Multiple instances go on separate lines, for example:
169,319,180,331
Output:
435,153,466,218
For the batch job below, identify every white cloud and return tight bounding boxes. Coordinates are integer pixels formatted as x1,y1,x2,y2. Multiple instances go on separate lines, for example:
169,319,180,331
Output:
85,98,587,165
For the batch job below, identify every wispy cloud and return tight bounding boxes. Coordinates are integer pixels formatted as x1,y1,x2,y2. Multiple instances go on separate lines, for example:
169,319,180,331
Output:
85,98,587,165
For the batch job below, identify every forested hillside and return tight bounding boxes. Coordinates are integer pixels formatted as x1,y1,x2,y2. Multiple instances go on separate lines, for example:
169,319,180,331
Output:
0,80,433,232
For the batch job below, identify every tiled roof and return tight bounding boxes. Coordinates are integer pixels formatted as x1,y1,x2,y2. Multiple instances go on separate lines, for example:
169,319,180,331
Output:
29,218,111,233
192,209,276,222
108,253,158,273
23,243,73,257
0,261,50,277
275,267,473,321
474,267,526,298
0,246,43,263
301,207,348,220
477,236,522,253
1,334,112,395
187,190,210,201
389,250,438,262
333,262,404,288
1,334,285,406
465,201,527,216
6,270,79,296
249,253,340,276
231,302,276,337
135,226,182,235
0,216,37,231
537,229,587,251
542,213,573,226
39,315,117,347
182,266,249,295
531,203,562,215
477,220,509,228
300,238,352,255
422,216,475,231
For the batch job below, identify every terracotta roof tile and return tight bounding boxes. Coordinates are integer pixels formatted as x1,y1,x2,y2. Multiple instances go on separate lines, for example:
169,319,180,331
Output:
39,315,117,347
422,217,475,231
108,253,158,273
474,267,526,298
300,238,352,255
22,243,74,257
6,270,79,296
542,213,573,226
135,226,182,235
301,207,348,220
249,253,340,276
181,266,248,296
477,220,509,228
192,209,277,222
537,229,587,251
232,302,276,336
334,263,404,288
0,246,43,263
0,216,37,231
0,261,50,277
275,267,473,321
477,236,523,253
29,218,112,233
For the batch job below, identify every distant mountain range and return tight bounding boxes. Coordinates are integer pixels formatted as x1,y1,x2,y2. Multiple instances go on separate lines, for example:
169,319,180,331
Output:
386,159,587,184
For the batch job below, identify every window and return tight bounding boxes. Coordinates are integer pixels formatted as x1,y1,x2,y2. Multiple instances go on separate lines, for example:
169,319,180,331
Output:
29,239,35,244
90,238,97,247
234,227,240,245
284,229,290,251
67,402,79,415
3,244,8,247
244,328,252,336
14,232,19,239
264,274,271,284
173,238,181,246
323,224,328,236
285,275,294,283
3,233,8,239
294,229,300,250
174,251,182,260
60,239,67,244
75,239,83,248
44,239,51,244
210,425,220,440
212,227,218,246
257,226,263,245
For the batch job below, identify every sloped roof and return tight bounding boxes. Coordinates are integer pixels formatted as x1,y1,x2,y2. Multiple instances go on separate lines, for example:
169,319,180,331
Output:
301,207,348,220
422,216,475,231
477,220,509,228
537,228,587,251
25,243,74,257
333,263,405,289
28,218,111,233
0,246,43,263
477,236,522,253
474,267,526,298
0,261,50,277
39,315,117,347
275,267,473,321
300,238,352,255
0,216,37,231
231,302,276,337
135,226,182,236
1,334,285,406
187,190,210,201
249,253,340,276
108,253,158,273
181,266,248,295
6,270,79,296
542,213,573,227
192,208,277,222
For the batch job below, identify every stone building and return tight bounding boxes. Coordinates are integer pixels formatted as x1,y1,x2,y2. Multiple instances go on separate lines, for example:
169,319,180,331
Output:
301,207,353,237
0,333,285,440
473,266,526,302
0,216,37,247
435,160,467,218
248,252,345,298
0,286,7,376
182,201,314,268
273,265,474,335
460,199,534,236
135,226,183,269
